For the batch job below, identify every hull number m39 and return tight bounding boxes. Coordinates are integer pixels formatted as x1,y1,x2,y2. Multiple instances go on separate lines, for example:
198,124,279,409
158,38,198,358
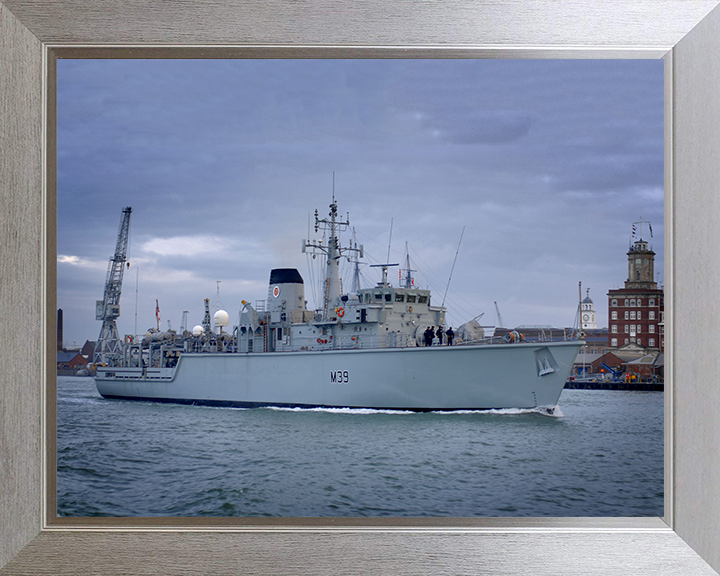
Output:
331,370,349,383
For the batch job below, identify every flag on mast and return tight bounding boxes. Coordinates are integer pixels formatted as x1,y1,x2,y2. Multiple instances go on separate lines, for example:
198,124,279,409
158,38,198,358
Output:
155,299,161,330
649,223,653,237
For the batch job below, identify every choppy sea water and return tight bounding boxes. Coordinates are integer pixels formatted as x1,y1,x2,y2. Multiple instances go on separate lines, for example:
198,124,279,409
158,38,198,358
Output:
57,376,663,517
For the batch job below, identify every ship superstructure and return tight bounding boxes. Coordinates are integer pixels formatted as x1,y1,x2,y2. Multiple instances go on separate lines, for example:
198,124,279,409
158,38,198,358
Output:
94,200,583,411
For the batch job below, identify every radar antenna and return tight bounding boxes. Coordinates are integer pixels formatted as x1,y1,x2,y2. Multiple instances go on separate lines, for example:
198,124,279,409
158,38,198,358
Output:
94,206,132,366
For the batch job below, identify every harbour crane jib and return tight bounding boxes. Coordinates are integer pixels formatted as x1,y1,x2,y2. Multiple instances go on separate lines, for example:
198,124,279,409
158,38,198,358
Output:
94,206,132,366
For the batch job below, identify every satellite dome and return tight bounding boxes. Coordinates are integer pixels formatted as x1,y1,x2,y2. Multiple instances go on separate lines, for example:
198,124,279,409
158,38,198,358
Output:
192,325,204,337
214,310,229,327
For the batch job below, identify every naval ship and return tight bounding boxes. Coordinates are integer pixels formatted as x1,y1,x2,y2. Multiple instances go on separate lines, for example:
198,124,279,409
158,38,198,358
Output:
93,200,583,411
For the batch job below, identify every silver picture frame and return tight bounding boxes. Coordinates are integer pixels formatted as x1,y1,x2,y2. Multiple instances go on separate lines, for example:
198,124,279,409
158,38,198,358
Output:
2,1,720,574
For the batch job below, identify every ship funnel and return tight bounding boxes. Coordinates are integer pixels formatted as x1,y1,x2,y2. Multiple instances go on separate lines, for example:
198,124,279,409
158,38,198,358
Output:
268,268,305,314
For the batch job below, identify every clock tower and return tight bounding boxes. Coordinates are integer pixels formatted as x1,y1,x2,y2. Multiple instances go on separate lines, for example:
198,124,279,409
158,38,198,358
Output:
607,219,664,351
581,289,597,330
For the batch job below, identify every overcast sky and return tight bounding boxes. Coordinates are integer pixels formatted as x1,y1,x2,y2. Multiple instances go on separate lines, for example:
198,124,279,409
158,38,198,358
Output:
57,59,664,347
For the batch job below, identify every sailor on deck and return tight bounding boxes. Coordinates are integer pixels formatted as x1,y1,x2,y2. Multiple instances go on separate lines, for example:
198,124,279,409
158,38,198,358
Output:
446,327,454,346
424,326,433,346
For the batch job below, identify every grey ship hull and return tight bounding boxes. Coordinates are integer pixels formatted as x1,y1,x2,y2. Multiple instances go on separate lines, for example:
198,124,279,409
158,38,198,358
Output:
95,340,583,411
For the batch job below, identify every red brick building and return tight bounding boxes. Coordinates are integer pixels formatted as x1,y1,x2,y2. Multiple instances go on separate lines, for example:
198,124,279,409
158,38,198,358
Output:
607,232,664,352
57,352,88,369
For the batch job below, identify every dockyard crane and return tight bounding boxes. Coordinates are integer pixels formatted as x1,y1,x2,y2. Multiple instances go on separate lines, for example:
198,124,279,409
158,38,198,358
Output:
494,301,505,329
94,207,132,366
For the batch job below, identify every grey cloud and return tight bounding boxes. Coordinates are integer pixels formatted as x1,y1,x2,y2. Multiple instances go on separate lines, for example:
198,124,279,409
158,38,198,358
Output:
57,59,664,344
421,110,534,145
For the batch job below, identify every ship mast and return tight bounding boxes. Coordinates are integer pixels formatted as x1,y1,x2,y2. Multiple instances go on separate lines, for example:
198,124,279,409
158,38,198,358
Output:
402,241,415,288
352,227,363,293
302,195,363,318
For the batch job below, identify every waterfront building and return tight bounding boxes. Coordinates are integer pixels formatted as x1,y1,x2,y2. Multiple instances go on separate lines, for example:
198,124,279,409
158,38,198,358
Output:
581,289,597,330
580,327,609,354
607,223,664,352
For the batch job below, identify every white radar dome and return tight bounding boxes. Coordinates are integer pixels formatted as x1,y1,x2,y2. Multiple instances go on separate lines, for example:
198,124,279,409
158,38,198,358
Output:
192,325,204,337
214,310,230,327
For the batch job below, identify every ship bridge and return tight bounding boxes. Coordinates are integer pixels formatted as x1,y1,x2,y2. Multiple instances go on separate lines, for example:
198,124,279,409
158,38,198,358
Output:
358,285,430,307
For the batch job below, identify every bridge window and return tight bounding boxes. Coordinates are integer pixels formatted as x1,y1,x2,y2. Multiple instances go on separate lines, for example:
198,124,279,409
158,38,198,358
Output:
385,293,392,302
407,294,417,303
418,295,428,304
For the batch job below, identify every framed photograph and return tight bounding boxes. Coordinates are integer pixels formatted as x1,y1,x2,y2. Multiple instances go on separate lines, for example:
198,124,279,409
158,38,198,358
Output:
2,1,720,574
52,57,665,520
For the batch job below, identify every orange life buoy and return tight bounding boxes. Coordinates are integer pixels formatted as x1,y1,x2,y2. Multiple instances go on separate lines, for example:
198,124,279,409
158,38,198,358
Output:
336,307,345,318
409,306,413,313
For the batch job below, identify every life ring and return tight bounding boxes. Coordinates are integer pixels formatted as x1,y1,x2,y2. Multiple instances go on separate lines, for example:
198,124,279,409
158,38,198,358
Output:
317,338,322,344
409,306,413,312
336,307,345,318
124,335,133,344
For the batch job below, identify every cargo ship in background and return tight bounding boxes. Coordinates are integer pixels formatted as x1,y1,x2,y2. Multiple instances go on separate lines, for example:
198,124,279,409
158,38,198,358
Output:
93,199,583,411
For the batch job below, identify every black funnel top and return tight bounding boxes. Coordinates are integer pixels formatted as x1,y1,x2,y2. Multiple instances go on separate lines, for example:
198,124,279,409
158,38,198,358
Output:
270,268,304,285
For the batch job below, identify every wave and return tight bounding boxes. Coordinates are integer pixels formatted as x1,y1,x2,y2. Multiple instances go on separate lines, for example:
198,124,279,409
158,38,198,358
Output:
263,405,563,417
57,396,106,405
431,405,563,417
264,406,416,415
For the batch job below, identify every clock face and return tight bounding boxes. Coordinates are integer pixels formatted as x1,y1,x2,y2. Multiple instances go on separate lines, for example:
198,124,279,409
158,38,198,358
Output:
583,314,589,321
